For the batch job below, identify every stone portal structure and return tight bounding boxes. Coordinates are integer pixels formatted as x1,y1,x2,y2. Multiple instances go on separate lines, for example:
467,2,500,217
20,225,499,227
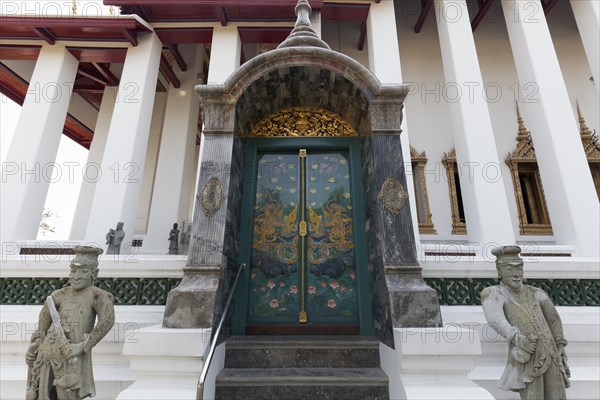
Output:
162,0,441,347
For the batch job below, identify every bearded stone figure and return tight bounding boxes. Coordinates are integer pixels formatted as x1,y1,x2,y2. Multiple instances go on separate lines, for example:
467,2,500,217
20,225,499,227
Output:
25,246,115,400
482,246,570,400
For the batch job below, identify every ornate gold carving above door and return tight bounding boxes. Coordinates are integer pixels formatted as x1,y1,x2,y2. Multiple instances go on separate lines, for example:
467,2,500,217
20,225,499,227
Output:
249,107,358,138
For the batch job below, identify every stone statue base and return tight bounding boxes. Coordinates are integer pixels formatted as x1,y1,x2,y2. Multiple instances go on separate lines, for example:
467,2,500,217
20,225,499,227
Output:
163,267,220,328
386,266,443,327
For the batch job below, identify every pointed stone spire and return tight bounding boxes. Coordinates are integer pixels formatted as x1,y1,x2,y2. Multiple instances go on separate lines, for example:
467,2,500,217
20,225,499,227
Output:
516,102,530,138
278,0,330,50
576,100,593,138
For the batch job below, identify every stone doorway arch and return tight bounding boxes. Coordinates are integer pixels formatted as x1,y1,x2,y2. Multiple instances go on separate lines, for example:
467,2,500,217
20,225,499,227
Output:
162,0,441,348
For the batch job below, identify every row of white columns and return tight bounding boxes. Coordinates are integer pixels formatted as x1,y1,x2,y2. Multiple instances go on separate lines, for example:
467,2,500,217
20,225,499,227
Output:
1,44,79,244
1,27,242,254
1,33,165,250
366,0,598,257
2,3,598,256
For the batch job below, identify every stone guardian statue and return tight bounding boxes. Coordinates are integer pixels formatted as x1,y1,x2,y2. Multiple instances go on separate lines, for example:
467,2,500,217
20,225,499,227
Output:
481,246,570,400
25,246,115,400
105,222,125,255
168,222,180,255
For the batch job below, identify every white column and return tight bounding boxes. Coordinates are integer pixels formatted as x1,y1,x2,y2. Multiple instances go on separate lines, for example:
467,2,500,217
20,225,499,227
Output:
83,33,162,251
143,45,203,253
134,92,167,234
310,10,322,38
188,142,200,221
207,26,241,84
1,44,78,243
570,0,600,95
367,0,421,246
191,26,241,207
501,0,599,257
70,87,116,239
435,0,515,251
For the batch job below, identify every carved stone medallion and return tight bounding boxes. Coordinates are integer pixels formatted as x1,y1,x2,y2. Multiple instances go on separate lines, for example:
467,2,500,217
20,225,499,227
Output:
201,177,224,217
378,178,407,215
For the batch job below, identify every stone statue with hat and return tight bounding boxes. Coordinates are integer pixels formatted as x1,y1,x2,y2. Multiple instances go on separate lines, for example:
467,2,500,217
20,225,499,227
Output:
25,246,115,400
481,245,570,400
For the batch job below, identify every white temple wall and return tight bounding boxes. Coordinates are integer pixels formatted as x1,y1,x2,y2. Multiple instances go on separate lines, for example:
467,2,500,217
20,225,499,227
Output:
395,8,456,239
322,20,370,69
474,6,529,244
1,59,36,81
549,0,599,131
0,3,597,249
135,92,167,235
388,1,599,245
66,93,99,133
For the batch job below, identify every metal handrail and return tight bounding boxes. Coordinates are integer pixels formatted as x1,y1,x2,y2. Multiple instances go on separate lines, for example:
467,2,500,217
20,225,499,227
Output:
196,262,246,400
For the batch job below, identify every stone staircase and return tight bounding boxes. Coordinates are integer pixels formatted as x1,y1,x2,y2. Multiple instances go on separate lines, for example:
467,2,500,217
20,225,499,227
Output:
214,336,389,400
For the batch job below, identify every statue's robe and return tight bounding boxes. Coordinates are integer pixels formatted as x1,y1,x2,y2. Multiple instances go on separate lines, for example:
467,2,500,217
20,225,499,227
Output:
32,286,115,399
107,229,125,255
482,284,569,400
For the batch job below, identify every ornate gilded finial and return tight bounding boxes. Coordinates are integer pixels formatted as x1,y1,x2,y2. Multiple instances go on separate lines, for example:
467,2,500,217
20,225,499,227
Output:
576,100,593,138
575,100,600,162
516,102,530,138
277,0,330,50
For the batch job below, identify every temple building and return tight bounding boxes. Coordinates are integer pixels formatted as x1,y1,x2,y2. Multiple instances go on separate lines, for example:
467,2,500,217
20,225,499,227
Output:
1,0,598,399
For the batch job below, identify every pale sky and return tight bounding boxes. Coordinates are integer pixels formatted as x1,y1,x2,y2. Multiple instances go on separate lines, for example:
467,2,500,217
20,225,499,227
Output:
1,95,88,239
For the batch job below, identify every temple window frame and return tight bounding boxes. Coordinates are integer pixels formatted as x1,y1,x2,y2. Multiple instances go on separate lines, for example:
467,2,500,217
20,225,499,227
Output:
442,148,467,235
505,105,552,236
410,146,437,235
577,102,600,200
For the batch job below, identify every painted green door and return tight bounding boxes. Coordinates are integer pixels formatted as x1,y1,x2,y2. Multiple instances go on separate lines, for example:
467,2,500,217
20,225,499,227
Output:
236,139,372,334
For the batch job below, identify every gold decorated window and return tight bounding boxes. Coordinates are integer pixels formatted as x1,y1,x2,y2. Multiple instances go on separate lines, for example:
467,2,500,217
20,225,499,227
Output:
577,102,600,200
442,148,467,235
506,106,552,235
410,146,436,235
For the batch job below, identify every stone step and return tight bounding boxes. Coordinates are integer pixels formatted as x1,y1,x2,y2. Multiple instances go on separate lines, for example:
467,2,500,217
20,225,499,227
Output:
215,367,389,400
224,336,381,368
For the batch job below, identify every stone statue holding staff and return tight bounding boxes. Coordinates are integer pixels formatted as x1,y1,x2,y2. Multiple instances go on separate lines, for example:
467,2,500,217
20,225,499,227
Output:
25,246,115,400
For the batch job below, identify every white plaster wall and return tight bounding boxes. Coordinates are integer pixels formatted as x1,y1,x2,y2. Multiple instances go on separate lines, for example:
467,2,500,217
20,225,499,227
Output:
395,1,456,238
135,92,167,234
322,20,370,69
1,60,36,81
392,0,598,242
548,1,599,135
472,2,524,242
67,93,99,131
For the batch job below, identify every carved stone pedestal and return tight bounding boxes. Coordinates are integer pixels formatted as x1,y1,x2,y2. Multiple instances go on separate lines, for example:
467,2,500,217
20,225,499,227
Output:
163,266,220,328
386,266,442,328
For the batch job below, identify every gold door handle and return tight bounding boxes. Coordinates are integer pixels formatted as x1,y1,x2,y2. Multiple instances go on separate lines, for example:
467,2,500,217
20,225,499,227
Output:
299,149,307,323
